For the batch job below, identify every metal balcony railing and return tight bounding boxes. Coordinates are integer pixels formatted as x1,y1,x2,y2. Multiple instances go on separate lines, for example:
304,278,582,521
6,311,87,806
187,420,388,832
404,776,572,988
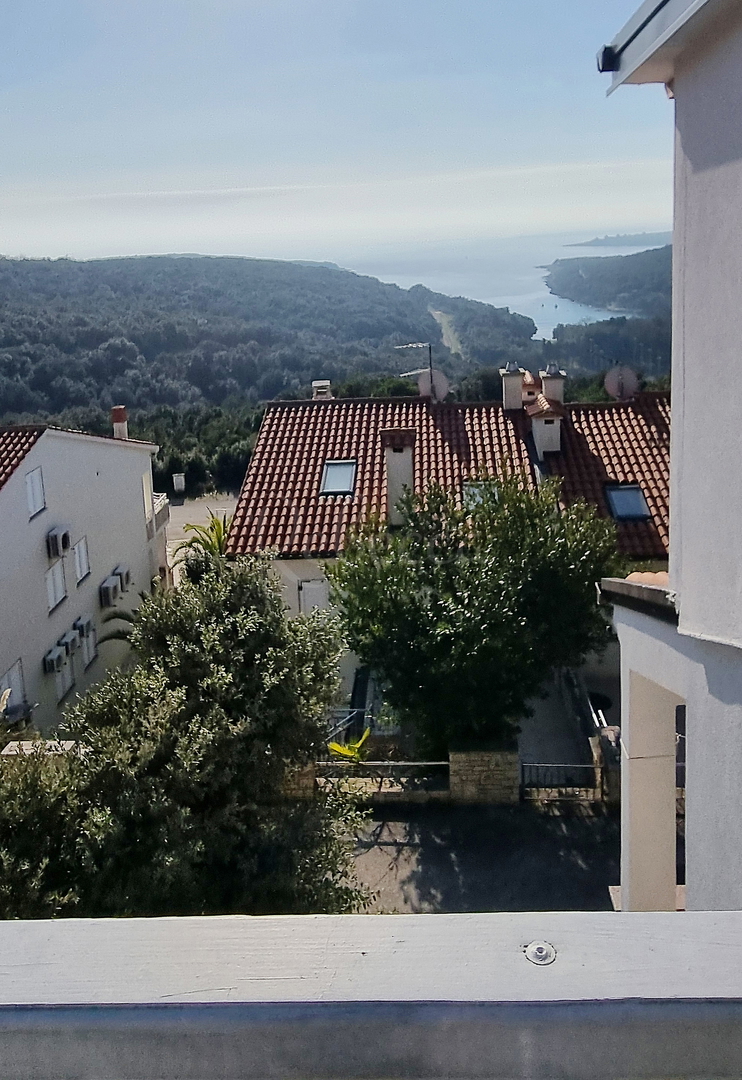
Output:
1,911,742,1079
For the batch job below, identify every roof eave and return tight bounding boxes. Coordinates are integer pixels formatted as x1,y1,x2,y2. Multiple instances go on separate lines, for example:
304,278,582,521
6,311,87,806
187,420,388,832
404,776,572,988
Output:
602,0,734,93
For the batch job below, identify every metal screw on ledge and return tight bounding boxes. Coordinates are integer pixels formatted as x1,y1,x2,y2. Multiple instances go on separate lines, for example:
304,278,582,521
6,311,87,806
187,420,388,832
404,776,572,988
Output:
524,940,557,966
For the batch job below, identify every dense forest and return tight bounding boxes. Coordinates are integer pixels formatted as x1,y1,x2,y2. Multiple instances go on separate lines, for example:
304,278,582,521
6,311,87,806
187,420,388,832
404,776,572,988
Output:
545,244,671,318
0,255,537,418
0,252,672,494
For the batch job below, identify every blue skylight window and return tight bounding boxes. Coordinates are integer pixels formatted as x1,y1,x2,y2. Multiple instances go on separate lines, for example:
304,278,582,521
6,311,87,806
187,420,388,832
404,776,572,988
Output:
320,460,356,495
606,485,651,520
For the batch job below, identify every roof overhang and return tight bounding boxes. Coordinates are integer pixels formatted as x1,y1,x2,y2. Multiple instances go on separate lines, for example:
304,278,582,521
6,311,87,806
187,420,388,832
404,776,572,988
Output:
599,0,738,93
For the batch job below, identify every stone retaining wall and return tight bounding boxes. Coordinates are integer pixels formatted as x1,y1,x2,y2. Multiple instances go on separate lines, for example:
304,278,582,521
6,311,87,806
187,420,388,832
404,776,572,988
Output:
448,751,520,805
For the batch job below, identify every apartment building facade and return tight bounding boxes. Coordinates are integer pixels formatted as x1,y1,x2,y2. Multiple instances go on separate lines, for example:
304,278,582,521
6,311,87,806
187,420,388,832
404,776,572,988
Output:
0,414,169,732
599,0,742,910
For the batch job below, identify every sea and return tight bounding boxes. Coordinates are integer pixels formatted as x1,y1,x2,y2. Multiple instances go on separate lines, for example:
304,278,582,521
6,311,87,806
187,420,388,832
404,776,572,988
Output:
340,230,670,340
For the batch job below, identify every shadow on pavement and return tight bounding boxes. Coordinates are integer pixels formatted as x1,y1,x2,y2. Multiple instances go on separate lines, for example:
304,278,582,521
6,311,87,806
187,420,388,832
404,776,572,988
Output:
354,803,621,913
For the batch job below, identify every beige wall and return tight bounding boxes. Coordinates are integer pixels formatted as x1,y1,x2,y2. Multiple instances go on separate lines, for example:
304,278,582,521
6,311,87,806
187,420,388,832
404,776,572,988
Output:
0,430,166,732
613,603,742,910
670,5,742,648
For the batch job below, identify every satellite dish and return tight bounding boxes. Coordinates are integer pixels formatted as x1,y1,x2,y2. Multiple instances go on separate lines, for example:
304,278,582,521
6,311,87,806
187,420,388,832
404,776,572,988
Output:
604,365,639,401
417,368,449,401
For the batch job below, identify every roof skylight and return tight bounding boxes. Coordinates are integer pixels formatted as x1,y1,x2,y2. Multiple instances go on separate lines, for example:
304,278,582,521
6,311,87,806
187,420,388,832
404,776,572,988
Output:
606,485,650,520
320,460,356,495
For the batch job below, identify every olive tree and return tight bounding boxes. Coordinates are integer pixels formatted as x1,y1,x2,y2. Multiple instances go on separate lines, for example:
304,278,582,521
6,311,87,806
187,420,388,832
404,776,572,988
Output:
329,476,621,757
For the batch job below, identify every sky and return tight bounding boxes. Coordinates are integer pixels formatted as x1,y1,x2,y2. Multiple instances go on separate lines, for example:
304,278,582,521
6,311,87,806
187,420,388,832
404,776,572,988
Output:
0,0,674,262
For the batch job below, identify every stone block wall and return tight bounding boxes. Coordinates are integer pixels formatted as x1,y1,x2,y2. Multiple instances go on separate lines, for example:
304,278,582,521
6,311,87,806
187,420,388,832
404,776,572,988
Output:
448,750,520,804
283,764,316,800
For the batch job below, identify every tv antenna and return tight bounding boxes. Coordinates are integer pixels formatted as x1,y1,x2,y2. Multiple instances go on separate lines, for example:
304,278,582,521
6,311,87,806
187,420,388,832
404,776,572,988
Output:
395,342,448,401
604,365,639,401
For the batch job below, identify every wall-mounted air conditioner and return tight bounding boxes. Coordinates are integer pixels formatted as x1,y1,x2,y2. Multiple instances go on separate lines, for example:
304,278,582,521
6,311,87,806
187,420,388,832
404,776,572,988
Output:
99,576,121,608
73,616,94,639
42,646,65,674
46,527,71,559
113,563,131,592
58,630,80,655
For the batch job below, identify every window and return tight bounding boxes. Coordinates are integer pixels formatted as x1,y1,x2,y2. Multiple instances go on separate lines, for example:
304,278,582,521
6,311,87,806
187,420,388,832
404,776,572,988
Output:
54,655,75,702
299,579,329,614
25,467,45,518
142,470,154,522
463,480,498,508
606,485,651,520
73,537,90,584
544,419,555,426
320,460,356,495
45,559,67,612
80,624,98,669
0,660,25,715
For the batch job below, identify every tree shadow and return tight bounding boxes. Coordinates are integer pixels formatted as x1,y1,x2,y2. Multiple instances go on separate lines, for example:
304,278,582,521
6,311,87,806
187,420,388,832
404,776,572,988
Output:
355,804,622,913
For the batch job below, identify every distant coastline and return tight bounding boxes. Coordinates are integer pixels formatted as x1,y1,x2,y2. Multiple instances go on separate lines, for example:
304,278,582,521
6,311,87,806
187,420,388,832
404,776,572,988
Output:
566,231,672,249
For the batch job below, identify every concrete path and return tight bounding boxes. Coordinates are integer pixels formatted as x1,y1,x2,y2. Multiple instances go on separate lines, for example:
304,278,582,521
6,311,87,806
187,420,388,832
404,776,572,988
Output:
518,682,592,766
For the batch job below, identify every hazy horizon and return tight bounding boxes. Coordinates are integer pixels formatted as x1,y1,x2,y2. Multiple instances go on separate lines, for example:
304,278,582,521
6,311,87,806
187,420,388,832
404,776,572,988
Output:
2,2,673,260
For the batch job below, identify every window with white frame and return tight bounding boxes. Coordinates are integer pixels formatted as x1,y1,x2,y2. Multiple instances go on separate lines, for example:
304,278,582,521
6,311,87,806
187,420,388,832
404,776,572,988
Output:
25,466,45,518
54,655,75,702
605,484,651,520
72,537,90,584
0,660,25,715
463,480,498,508
80,621,98,669
320,460,356,495
299,579,329,614
45,559,67,612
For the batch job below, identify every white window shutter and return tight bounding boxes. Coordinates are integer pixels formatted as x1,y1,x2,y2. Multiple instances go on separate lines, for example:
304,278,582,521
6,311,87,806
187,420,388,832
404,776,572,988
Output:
299,579,329,614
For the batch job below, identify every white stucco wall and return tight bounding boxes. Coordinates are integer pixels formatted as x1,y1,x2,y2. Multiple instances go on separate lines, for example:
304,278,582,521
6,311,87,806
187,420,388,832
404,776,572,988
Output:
0,430,166,732
613,604,742,910
670,4,742,648
273,558,358,702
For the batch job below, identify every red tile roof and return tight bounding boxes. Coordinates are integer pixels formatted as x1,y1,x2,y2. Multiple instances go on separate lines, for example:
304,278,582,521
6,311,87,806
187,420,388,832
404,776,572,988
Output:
543,392,670,560
227,392,670,561
0,426,45,495
227,399,536,558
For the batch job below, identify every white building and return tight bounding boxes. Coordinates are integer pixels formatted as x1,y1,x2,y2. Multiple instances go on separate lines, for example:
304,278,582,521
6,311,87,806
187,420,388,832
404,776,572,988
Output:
599,0,742,910
0,409,169,732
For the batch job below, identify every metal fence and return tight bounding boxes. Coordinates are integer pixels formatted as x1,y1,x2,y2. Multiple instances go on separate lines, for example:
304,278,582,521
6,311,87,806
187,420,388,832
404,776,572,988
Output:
521,762,601,794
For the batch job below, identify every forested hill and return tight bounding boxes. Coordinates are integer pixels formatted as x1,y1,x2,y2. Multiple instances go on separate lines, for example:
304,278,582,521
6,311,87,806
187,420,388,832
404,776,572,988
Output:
544,244,671,318
0,255,537,418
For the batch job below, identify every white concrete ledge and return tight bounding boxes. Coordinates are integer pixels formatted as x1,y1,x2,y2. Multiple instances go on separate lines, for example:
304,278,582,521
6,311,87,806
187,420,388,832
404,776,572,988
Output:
1,912,742,1078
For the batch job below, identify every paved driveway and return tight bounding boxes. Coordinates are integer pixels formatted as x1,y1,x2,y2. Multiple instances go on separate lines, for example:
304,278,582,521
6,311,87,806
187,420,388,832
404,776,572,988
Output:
354,804,620,913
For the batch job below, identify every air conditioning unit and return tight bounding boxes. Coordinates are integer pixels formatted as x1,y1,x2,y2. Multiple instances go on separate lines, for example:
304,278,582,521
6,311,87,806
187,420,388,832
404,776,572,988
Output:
58,629,80,655
42,646,65,674
74,616,94,640
46,527,71,559
99,576,121,608
113,563,131,592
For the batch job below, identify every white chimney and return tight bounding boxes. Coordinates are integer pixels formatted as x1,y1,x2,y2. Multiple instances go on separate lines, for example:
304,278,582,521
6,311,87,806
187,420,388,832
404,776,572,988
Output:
111,405,129,440
381,429,415,525
539,362,567,404
499,361,524,410
312,380,333,400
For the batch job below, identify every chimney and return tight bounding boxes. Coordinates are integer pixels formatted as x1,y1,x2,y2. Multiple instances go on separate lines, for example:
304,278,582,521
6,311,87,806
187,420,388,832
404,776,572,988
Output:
312,380,333,400
499,360,524,410
526,396,565,460
381,428,415,526
111,405,129,440
539,362,566,404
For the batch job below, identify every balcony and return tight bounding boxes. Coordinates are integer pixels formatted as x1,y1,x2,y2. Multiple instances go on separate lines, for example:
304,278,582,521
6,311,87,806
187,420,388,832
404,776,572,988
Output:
1,911,741,1078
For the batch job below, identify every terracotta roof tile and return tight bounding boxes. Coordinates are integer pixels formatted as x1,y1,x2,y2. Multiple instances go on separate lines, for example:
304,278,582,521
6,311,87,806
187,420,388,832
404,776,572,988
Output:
228,392,671,562
0,426,46,495
543,392,670,560
227,398,536,558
